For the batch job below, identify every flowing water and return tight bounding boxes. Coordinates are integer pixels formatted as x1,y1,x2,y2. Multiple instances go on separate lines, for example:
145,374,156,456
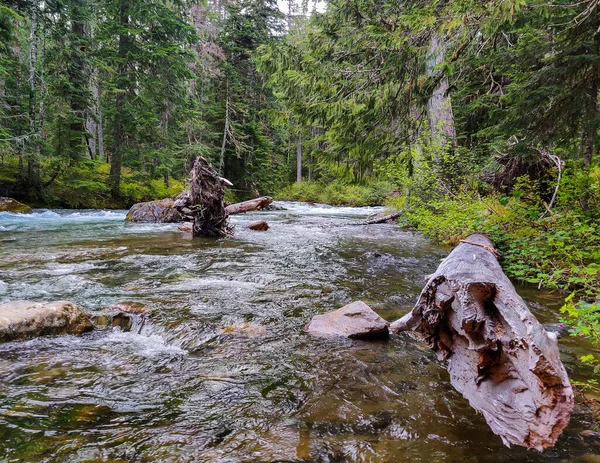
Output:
0,203,598,463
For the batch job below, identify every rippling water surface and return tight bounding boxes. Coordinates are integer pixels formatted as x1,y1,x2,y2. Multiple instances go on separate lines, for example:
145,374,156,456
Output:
0,203,598,462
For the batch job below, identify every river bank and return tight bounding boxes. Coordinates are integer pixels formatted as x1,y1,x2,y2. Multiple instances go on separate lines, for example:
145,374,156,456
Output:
0,203,598,462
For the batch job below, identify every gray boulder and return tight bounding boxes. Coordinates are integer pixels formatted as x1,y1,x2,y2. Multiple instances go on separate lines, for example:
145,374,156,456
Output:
305,301,389,339
0,300,93,342
125,198,182,223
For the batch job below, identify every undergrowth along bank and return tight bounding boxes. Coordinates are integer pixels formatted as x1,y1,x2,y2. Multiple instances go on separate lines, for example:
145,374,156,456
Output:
396,176,600,296
275,180,394,207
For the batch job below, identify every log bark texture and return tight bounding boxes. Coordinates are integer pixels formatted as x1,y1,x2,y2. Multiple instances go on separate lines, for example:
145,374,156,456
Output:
190,157,231,237
225,196,273,215
391,233,573,450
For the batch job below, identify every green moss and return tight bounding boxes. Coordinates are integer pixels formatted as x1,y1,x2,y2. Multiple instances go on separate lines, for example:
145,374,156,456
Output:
0,197,32,213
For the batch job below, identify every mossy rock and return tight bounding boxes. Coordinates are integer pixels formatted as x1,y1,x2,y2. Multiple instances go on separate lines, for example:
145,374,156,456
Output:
0,197,32,213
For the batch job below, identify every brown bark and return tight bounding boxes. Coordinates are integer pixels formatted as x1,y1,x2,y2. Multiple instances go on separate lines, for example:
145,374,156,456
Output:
190,157,231,237
225,196,273,215
391,233,573,450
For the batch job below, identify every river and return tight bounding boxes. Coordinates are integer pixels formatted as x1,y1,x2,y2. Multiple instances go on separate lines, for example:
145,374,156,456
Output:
0,203,598,462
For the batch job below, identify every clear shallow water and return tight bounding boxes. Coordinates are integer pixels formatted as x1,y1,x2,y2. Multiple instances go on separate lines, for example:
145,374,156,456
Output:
0,203,598,462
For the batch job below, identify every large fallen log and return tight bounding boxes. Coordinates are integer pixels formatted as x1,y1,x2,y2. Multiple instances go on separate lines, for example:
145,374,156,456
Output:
189,157,232,237
391,233,573,451
226,196,273,215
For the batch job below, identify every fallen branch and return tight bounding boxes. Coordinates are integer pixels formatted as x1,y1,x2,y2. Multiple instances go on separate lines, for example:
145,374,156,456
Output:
391,233,573,450
349,210,402,226
226,196,273,215
362,211,401,224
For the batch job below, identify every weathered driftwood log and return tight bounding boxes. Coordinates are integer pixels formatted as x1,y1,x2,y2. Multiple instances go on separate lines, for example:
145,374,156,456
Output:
226,196,273,215
190,157,232,237
360,211,401,225
391,233,573,451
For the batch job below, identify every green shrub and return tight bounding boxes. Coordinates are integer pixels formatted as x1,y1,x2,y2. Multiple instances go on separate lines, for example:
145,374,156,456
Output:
275,180,393,206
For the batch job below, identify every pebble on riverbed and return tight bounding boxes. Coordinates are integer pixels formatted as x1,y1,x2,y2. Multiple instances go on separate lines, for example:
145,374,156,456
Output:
305,301,389,339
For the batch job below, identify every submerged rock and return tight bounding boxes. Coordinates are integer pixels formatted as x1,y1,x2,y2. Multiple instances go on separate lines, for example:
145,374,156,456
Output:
246,220,269,231
125,198,182,223
305,301,389,339
178,222,193,234
0,197,31,214
88,303,149,332
0,300,93,342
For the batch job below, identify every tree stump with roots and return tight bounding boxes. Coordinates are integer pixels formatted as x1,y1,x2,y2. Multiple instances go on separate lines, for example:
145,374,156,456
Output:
190,157,232,237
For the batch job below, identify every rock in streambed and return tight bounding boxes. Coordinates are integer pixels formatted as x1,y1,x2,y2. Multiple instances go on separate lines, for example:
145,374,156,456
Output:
246,220,269,231
87,303,150,332
0,197,31,213
0,300,93,342
125,198,182,223
305,301,389,339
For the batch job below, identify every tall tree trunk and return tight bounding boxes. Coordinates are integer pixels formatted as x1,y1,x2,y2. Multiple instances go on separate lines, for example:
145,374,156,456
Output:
296,131,302,183
219,81,229,175
110,0,131,197
68,0,88,163
27,6,41,191
584,74,598,167
36,21,46,178
426,33,456,150
96,82,104,161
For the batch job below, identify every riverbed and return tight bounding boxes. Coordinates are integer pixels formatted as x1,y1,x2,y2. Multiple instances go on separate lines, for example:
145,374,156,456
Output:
0,203,598,462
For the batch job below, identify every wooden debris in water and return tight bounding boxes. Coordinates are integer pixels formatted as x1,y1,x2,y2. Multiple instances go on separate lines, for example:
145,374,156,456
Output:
391,233,574,450
190,157,232,237
226,196,273,215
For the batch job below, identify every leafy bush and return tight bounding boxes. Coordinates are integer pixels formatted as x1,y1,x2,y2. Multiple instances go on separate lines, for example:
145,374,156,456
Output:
276,180,393,206
400,173,600,294
560,294,600,391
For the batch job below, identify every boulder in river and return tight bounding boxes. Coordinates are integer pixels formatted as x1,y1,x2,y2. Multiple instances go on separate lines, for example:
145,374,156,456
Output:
305,301,389,339
88,302,150,332
125,198,182,223
246,220,269,231
0,300,93,342
0,197,31,214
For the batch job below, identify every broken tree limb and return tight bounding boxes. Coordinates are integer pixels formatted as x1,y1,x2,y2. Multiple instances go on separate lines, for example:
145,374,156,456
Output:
190,157,232,237
226,196,273,215
391,233,573,451
360,211,401,225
